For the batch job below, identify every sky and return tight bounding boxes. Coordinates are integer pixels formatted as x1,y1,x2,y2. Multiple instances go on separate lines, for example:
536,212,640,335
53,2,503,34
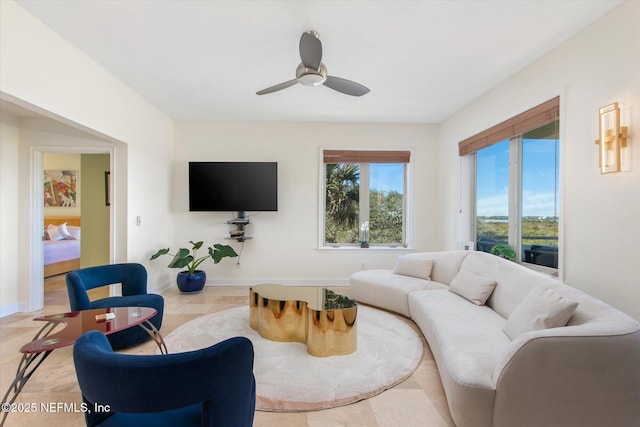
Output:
476,138,559,217
370,163,404,193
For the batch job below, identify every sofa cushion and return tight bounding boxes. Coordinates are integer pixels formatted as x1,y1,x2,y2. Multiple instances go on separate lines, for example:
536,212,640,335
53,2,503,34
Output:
350,269,447,317
459,251,561,319
448,270,497,305
409,289,511,388
393,255,433,280
408,289,511,427
503,285,579,339
424,251,471,285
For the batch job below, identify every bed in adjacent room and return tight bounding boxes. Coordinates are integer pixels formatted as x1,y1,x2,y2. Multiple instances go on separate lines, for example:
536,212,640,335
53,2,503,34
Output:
44,216,81,277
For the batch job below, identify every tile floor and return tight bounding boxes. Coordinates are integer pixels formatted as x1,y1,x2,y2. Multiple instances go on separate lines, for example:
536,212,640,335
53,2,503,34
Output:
0,276,455,427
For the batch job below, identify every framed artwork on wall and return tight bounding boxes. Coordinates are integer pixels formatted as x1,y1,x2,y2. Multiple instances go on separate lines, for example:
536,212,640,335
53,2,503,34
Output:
44,170,77,207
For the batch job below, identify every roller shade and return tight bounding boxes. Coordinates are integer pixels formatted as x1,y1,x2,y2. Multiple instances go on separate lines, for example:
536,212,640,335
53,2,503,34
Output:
458,97,559,156
323,150,411,163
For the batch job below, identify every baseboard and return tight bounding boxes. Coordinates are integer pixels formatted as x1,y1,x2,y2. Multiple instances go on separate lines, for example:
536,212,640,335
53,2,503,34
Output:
151,279,174,295
205,278,350,287
0,303,19,318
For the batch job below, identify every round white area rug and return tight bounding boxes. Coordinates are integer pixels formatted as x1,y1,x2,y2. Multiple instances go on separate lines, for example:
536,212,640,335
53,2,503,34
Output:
162,305,424,411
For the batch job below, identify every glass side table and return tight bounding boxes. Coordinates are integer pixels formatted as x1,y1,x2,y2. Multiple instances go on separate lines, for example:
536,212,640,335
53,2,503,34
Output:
1,307,166,426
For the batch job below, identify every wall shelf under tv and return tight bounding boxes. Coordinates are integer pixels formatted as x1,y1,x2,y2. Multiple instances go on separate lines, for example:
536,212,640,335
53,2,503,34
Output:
226,214,251,242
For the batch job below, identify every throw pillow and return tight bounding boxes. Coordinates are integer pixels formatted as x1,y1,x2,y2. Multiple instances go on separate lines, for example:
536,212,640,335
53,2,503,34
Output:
393,256,433,280
448,270,497,305
503,285,579,340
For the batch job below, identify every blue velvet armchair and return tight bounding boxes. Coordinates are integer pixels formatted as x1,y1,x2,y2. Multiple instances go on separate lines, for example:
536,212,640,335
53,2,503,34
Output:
73,331,256,427
66,263,164,349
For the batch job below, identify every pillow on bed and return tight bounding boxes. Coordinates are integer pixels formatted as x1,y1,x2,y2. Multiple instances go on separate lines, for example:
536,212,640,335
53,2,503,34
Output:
66,225,81,239
46,224,61,241
46,223,73,241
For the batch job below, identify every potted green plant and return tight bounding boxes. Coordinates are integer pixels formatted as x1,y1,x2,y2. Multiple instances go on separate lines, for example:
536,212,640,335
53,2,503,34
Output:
150,241,238,293
490,243,516,262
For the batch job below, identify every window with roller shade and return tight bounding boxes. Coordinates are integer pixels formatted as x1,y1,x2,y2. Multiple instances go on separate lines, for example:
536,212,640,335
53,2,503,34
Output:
322,150,410,247
459,97,560,270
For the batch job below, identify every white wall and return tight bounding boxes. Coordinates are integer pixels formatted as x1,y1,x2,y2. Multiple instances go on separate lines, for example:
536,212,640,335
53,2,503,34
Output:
439,0,640,319
169,121,439,285
0,1,174,314
0,112,20,316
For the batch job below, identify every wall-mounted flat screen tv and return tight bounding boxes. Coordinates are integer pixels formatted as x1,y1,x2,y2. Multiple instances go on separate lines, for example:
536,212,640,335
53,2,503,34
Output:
189,162,278,213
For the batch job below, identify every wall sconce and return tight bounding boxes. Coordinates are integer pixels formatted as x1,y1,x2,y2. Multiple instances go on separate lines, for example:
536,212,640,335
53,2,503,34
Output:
595,102,628,173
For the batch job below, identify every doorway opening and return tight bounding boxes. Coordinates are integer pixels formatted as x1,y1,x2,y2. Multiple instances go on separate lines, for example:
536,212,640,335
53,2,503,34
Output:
1,97,124,316
42,152,112,308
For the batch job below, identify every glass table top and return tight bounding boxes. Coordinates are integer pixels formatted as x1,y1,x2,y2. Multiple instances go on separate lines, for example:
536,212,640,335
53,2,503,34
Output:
20,307,157,354
250,284,357,311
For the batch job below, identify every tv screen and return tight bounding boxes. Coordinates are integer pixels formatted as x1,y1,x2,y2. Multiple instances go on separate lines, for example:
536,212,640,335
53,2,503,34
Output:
189,162,278,212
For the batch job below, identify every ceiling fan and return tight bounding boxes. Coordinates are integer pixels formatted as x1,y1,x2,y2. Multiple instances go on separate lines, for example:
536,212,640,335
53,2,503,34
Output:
256,31,370,97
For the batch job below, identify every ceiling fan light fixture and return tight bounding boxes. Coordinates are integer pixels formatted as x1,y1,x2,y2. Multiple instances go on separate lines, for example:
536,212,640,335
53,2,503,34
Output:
296,63,327,86
299,73,325,86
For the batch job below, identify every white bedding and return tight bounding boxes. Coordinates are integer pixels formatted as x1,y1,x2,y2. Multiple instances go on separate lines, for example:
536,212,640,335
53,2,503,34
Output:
44,238,80,265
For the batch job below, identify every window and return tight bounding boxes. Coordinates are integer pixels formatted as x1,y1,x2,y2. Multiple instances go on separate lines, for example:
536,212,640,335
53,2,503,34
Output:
460,97,560,270
322,150,409,247
475,139,511,253
520,123,560,268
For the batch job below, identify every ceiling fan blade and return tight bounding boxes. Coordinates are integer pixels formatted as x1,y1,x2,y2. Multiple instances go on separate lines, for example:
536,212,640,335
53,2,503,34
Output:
324,76,370,97
299,32,322,70
256,79,299,95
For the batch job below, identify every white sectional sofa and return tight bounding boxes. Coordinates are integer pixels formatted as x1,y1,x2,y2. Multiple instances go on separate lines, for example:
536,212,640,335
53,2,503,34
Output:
350,251,640,427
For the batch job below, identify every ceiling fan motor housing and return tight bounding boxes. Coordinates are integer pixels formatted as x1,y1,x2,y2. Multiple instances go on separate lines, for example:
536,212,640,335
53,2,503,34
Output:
297,63,327,86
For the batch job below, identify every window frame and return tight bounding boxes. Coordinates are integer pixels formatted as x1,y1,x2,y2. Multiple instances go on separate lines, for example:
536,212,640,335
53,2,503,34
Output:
462,97,561,274
474,132,559,274
318,148,413,250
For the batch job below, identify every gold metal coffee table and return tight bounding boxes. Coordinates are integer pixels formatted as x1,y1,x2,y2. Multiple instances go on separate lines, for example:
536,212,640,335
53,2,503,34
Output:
249,284,357,357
